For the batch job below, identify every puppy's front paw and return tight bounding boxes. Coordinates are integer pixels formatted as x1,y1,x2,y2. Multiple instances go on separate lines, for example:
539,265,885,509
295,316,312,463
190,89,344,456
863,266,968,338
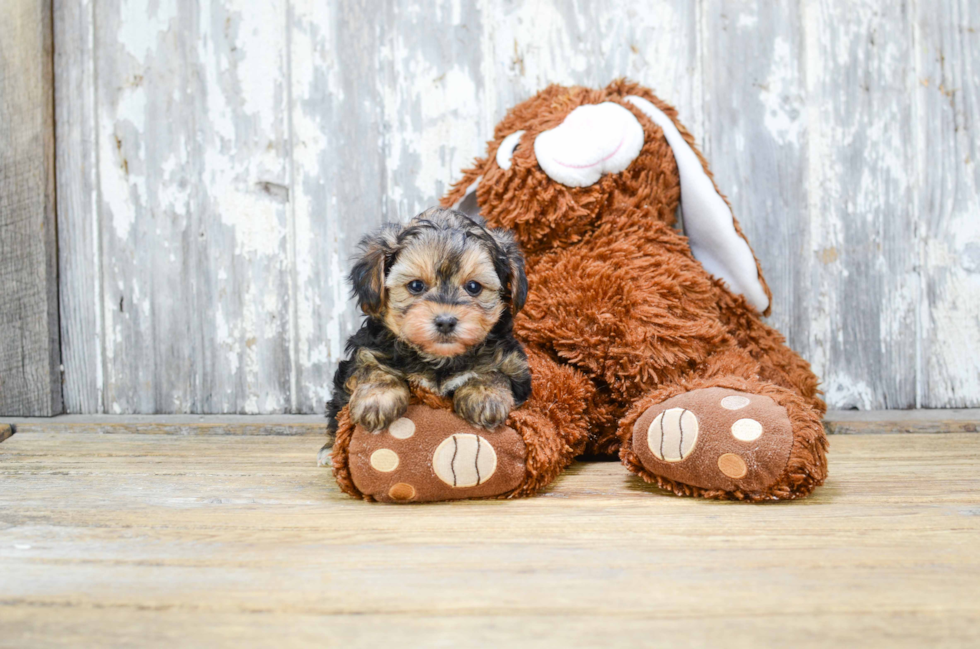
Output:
453,383,514,430
316,441,333,467
349,384,410,432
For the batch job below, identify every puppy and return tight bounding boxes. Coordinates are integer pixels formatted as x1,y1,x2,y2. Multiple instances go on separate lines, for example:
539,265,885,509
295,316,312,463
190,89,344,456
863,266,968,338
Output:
319,207,531,462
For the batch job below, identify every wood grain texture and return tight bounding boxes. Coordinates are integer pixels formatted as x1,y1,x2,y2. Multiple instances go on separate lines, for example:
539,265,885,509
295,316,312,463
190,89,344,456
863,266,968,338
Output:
288,0,387,414
825,410,980,435
3,410,978,437
801,0,918,409
914,1,980,407
5,414,327,437
54,0,101,414
0,0,62,417
85,0,294,414
52,0,979,413
702,2,808,348
0,431,978,647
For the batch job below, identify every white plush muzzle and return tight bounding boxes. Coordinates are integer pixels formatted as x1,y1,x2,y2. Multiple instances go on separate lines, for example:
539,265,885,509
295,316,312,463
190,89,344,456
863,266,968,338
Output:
533,102,645,188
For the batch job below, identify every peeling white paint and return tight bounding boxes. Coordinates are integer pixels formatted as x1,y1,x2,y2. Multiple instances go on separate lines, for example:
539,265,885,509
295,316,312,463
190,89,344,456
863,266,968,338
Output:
215,308,240,376
212,181,286,258
117,0,176,60
234,2,284,131
823,376,875,410
99,129,137,241
761,37,802,147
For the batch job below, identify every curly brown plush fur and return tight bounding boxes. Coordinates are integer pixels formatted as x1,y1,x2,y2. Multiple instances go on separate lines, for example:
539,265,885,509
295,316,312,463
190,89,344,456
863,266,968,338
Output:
332,79,828,502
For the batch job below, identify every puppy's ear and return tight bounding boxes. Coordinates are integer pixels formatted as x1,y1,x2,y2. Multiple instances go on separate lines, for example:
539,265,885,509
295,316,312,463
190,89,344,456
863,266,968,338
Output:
490,228,528,314
350,224,400,316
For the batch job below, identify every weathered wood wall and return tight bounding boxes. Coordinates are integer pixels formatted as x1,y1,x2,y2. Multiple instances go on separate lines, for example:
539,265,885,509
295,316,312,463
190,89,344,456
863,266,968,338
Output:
0,0,62,416
51,0,979,414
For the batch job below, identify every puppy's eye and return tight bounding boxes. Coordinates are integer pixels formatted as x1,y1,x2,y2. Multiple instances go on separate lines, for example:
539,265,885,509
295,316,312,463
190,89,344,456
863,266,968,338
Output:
463,280,483,296
495,130,525,170
407,280,426,294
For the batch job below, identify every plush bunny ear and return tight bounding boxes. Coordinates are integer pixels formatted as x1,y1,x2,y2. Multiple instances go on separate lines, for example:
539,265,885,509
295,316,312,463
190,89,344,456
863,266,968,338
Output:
625,96,770,314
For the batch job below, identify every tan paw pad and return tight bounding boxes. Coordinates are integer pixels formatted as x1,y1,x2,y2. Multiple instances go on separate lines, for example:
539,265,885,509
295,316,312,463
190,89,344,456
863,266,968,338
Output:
388,482,416,501
718,453,747,479
370,448,399,472
730,418,763,442
721,395,750,410
433,433,498,488
646,408,699,462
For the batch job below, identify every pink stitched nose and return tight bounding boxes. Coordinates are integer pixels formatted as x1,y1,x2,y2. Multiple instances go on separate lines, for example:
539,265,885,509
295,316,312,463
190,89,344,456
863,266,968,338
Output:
533,102,645,188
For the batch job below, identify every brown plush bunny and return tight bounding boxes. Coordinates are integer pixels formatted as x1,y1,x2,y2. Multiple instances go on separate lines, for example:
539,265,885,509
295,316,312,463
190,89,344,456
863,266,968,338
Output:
331,80,828,503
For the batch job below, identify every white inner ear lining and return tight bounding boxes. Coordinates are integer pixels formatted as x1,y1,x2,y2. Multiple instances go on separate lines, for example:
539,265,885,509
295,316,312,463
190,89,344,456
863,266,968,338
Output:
624,96,769,313
496,131,524,170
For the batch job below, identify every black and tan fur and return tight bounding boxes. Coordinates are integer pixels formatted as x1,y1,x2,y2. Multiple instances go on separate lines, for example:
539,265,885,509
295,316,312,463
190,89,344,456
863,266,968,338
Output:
324,208,531,446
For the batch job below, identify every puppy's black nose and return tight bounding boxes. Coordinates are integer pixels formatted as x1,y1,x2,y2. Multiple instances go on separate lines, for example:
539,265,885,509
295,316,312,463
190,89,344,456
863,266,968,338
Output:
434,315,458,334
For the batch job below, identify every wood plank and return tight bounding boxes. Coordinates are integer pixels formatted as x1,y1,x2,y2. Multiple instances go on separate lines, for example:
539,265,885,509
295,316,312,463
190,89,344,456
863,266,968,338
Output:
0,0,62,416
288,0,389,413
0,425,12,444
0,606,976,649
0,432,978,647
3,410,977,437
90,0,293,413
824,408,980,435
376,1,491,219
4,414,326,436
54,0,102,414
800,0,918,409
702,2,809,349
914,0,980,407
1,610,977,649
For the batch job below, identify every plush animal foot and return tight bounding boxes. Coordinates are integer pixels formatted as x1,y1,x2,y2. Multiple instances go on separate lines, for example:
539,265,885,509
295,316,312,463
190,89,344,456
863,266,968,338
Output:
629,387,795,497
346,404,527,503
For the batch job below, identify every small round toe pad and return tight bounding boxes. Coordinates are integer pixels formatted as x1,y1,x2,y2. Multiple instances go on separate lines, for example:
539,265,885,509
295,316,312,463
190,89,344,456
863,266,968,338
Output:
388,482,416,501
369,448,399,472
388,418,416,439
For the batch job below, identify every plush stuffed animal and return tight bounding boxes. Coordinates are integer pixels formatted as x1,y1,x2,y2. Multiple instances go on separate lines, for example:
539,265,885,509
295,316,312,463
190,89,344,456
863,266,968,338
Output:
331,80,828,503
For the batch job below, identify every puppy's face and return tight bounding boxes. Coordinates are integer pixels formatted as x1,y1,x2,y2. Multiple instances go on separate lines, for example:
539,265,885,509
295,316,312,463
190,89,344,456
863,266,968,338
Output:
350,209,527,358
385,237,503,357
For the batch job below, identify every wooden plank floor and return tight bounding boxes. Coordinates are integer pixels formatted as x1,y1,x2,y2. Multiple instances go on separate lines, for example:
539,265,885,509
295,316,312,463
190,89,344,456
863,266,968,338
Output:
1,428,978,648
